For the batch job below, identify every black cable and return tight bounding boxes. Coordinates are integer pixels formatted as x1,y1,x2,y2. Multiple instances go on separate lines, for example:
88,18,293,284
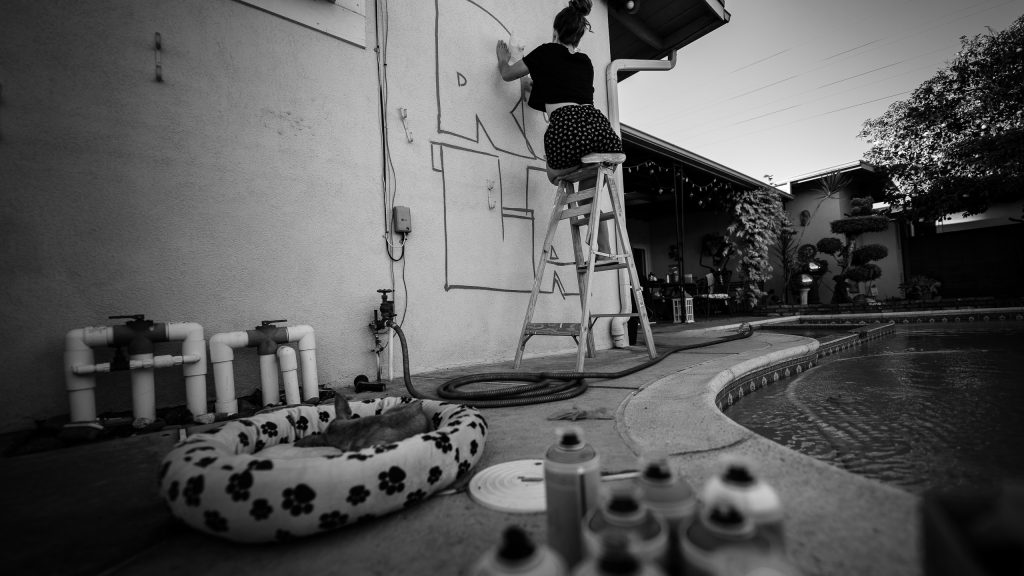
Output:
390,322,756,408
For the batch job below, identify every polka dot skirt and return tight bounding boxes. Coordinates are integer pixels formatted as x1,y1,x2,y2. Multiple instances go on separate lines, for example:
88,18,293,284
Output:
544,105,623,170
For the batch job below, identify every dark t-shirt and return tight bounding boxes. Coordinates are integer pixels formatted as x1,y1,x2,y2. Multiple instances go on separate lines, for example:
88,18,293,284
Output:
522,43,595,112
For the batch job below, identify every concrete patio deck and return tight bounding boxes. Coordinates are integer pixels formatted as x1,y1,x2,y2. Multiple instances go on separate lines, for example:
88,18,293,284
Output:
0,318,920,576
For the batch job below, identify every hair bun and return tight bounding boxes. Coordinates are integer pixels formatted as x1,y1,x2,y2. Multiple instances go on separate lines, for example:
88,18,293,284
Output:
569,0,592,16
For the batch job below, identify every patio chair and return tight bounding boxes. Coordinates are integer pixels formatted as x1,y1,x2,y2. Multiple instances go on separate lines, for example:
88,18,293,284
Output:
696,272,731,317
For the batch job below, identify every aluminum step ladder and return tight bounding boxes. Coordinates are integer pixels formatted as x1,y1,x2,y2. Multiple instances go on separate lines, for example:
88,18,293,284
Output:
514,153,657,371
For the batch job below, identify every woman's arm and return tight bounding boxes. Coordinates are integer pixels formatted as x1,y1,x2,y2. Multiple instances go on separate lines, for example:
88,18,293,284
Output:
496,40,529,81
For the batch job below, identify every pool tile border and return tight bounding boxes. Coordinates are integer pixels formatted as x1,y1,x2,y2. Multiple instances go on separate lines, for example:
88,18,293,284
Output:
712,308,1024,413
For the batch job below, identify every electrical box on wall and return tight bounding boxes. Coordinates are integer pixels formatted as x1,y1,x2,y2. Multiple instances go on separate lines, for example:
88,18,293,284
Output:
393,206,412,234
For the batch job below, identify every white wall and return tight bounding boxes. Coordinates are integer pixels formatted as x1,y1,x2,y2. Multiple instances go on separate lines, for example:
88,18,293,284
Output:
0,0,618,432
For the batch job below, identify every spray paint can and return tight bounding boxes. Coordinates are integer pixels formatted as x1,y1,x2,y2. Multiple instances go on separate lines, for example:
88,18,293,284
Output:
681,499,771,576
637,456,697,575
572,532,666,576
545,426,601,569
469,525,567,576
582,485,668,565
701,456,785,550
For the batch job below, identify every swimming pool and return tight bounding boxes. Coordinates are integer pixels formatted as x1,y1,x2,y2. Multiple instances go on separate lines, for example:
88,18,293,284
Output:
726,322,1024,494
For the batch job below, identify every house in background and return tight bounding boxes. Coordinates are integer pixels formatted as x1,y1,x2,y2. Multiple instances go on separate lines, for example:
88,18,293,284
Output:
777,160,1023,305
774,161,902,304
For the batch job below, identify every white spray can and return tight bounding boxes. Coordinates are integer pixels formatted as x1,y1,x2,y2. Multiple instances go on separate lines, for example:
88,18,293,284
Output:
701,456,784,550
469,525,567,576
545,426,601,569
637,456,697,575
582,485,668,565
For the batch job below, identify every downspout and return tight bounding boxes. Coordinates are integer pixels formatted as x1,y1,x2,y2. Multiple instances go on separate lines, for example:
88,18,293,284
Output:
605,51,678,347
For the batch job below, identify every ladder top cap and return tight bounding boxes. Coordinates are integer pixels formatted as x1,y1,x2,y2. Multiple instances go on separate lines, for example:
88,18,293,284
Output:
581,153,626,165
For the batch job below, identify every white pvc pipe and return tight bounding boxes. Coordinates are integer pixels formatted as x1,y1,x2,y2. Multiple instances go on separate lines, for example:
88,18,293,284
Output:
286,325,319,401
605,51,679,347
259,354,279,407
130,352,156,422
166,322,209,420
209,331,249,415
277,346,301,405
72,354,201,374
64,329,97,423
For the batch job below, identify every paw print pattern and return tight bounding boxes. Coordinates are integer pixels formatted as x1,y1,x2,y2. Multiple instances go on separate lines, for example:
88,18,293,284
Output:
204,510,228,532
226,470,254,502
470,439,479,457
282,484,316,516
195,456,218,468
183,475,205,507
423,432,453,454
260,422,279,438
237,431,250,447
295,415,310,433
347,485,371,506
404,490,426,508
254,440,266,452
318,410,331,423
458,460,471,478
250,499,273,520
319,511,349,531
247,460,274,472
378,466,406,495
431,413,443,429
427,466,443,485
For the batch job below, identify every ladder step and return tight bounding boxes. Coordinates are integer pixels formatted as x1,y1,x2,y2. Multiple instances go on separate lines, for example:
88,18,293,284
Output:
579,260,628,272
564,189,596,204
570,212,616,227
524,322,580,337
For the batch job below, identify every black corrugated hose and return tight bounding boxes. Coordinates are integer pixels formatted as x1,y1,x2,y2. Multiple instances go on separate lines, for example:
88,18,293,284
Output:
389,322,755,408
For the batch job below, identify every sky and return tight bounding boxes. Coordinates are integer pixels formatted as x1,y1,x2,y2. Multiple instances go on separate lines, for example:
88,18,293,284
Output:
617,0,1024,185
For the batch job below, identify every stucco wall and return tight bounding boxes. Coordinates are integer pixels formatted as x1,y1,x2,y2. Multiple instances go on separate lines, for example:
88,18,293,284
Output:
0,0,618,433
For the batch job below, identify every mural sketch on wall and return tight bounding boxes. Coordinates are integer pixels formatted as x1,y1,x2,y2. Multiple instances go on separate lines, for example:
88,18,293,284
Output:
433,0,579,296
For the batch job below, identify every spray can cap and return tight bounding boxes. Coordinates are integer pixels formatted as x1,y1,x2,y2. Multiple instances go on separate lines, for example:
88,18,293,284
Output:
497,525,537,564
597,532,640,575
556,426,586,450
640,453,674,482
719,455,757,486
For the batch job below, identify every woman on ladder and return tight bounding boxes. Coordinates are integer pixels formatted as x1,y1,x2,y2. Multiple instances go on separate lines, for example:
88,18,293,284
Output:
495,0,621,258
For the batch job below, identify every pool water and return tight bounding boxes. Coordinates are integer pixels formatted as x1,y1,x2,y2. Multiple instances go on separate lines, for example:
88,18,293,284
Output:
726,323,1024,494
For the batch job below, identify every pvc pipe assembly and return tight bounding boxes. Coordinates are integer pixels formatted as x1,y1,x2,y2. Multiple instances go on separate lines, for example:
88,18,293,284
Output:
63,320,209,425
209,322,318,412
605,51,679,348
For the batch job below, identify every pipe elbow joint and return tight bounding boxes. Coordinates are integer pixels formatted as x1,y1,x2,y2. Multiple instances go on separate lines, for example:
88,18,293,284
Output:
287,324,316,351
209,331,248,364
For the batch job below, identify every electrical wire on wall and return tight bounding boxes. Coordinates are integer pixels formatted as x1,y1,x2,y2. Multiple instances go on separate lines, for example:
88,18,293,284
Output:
374,0,409,328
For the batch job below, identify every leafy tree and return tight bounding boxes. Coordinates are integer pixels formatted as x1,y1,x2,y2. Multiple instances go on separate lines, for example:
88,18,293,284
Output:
815,197,889,303
859,15,1024,222
726,186,789,309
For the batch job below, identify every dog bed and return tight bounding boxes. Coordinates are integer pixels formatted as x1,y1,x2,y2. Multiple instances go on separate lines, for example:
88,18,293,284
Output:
158,396,487,543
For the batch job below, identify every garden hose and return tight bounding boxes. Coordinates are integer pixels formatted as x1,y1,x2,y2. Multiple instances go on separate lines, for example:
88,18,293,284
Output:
390,322,755,408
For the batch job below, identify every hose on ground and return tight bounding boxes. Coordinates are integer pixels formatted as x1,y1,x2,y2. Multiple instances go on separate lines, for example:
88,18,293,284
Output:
390,322,755,408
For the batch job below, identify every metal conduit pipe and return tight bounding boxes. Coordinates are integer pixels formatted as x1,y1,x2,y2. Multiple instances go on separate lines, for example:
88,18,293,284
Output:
604,51,678,347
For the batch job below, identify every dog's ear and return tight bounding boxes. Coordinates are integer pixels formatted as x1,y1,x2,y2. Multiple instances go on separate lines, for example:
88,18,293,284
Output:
334,392,353,419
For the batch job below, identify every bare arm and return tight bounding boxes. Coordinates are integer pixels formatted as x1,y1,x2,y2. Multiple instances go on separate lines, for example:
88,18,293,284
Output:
496,40,529,82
